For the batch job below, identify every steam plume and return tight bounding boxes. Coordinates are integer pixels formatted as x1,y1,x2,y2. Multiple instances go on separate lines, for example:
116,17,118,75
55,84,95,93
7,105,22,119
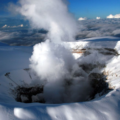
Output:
12,0,92,103
13,0,78,42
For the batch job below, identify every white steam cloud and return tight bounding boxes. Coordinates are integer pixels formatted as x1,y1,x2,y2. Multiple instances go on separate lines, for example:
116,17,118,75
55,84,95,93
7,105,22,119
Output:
30,41,76,82
29,41,91,103
13,0,78,42
12,0,92,103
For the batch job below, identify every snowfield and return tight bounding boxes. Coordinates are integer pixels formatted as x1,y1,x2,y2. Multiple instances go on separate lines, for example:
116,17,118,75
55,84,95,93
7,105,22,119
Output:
0,37,120,120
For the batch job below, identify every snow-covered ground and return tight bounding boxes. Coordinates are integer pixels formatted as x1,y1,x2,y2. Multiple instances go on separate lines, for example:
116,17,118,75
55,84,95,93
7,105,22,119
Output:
0,37,120,120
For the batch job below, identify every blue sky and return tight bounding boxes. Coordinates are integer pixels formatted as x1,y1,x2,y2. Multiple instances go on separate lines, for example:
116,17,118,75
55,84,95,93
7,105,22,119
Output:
68,0,120,19
0,0,120,19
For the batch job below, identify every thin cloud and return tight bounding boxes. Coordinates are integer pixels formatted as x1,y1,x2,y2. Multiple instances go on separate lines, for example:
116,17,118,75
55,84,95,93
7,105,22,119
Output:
107,14,120,19
2,24,24,28
77,19,120,39
78,17,86,21
2,25,7,28
96,17,100,20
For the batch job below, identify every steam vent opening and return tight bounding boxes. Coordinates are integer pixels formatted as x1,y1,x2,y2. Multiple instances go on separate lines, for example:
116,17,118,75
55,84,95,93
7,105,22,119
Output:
8,47,117,104
12,71,110,104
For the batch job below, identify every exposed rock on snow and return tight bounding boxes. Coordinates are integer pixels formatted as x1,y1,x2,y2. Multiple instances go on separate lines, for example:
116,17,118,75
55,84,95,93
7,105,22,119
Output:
72,47,118,56
14,86,44,103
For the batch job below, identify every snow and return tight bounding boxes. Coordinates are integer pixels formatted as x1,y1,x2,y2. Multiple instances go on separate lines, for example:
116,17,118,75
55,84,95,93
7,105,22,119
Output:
0,89,120,120
0,46,32,76
0,37,120,120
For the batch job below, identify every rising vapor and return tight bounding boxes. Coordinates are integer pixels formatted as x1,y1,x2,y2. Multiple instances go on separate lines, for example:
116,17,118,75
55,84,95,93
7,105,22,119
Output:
11,0,92,103
13,0,78,42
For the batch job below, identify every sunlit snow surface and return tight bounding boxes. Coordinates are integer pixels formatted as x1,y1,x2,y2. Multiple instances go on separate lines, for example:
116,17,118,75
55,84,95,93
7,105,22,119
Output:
0,37,120,120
